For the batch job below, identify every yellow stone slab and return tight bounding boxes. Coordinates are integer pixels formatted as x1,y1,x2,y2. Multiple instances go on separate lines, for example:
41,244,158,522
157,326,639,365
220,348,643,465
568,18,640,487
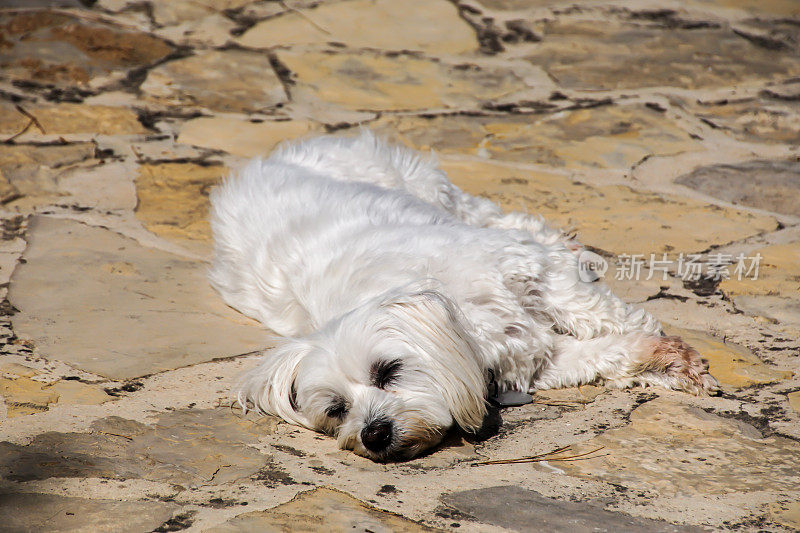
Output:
135,162,226,246
666,327,793,388
788,391,800,415
238,0,477,54
0,364,109,417
370,106,702,169
1,363,37,378
278,50,526,112
177,117,319,157
441,160,777,256
0,102,146,136
534,385,604,404
720,244,800,327
0,374,57,417
49,380,111,406
720,244,800,298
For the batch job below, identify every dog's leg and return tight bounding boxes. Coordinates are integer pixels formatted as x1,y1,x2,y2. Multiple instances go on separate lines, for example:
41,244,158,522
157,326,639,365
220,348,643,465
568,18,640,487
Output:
503,245,718,395
532,332,719,396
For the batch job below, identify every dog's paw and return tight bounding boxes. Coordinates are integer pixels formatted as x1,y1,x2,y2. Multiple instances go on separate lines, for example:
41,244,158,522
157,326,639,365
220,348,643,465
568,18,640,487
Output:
636,336,720,396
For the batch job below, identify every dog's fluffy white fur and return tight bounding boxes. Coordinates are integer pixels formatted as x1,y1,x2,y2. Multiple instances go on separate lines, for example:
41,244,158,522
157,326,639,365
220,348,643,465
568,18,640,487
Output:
209,132,718,461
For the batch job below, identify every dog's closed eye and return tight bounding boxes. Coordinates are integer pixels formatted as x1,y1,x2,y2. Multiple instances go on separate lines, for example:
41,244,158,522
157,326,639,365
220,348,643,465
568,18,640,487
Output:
325,396,349,419
370,358,403,389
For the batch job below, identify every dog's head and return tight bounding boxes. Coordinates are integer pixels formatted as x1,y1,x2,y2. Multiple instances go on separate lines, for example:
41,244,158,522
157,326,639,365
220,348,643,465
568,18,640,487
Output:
238,285,487,461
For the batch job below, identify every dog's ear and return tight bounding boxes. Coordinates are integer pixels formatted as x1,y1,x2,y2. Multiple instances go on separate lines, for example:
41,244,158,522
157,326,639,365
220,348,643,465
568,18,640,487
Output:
237,338,313,427
380,288,487,432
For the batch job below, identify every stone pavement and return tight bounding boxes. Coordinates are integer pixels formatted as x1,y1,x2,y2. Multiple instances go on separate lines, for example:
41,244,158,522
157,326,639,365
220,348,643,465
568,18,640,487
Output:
0,0,798,530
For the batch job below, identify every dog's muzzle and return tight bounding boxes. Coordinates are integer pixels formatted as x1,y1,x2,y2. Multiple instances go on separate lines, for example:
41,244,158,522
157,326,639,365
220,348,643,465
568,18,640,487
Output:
361,419,393,452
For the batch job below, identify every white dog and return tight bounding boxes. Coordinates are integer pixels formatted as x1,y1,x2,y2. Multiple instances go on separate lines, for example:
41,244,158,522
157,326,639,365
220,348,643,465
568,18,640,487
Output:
209,132,718,461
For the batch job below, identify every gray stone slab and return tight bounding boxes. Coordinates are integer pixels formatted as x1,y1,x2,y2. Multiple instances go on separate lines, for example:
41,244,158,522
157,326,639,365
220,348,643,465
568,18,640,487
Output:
734,295,800,328
676,160,800,217
441,486,704,533
0,409,277,487
521,16,800,90
0,492,178,533
8,217,267,379
0,143,96,205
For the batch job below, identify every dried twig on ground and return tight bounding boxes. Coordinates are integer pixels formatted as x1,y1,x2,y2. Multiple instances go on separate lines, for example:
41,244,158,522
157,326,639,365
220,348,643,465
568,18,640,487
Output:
472,445,606,466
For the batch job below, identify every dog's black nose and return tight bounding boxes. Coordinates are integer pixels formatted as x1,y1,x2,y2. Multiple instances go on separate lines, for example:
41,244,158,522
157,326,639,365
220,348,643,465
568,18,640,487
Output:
361,420,393,452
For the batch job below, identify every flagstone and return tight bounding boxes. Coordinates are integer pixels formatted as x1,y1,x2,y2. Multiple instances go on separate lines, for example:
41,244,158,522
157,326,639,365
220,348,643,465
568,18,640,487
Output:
149,0,253,26
206,487,440,533
0,236,25,289
522,19,800,90
177,117,320,157
140,50,286,113
0,0,797,531
677,160,800,217
761,80,800,100
238,0,477,55
0,102,146,138
0,11,173,89
720,244,800,309
554,396,800,496
0,171,17,204
686,0,800,16
369,105,701,169
770,502,800,530
7,217,266,380
788,391,800,415
665,327,793,388
154,13,236,47
441,486,703,533
276,50,530,112
0,408,275,485
731,295,800,332
534,385,604,404
0,493,178,533
58,161,138,212
0,370,58,417
440,160,777,256
0,363,111,418
0,143,96,207
135,162,224,247
116,137,213,162
689,97,800,145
